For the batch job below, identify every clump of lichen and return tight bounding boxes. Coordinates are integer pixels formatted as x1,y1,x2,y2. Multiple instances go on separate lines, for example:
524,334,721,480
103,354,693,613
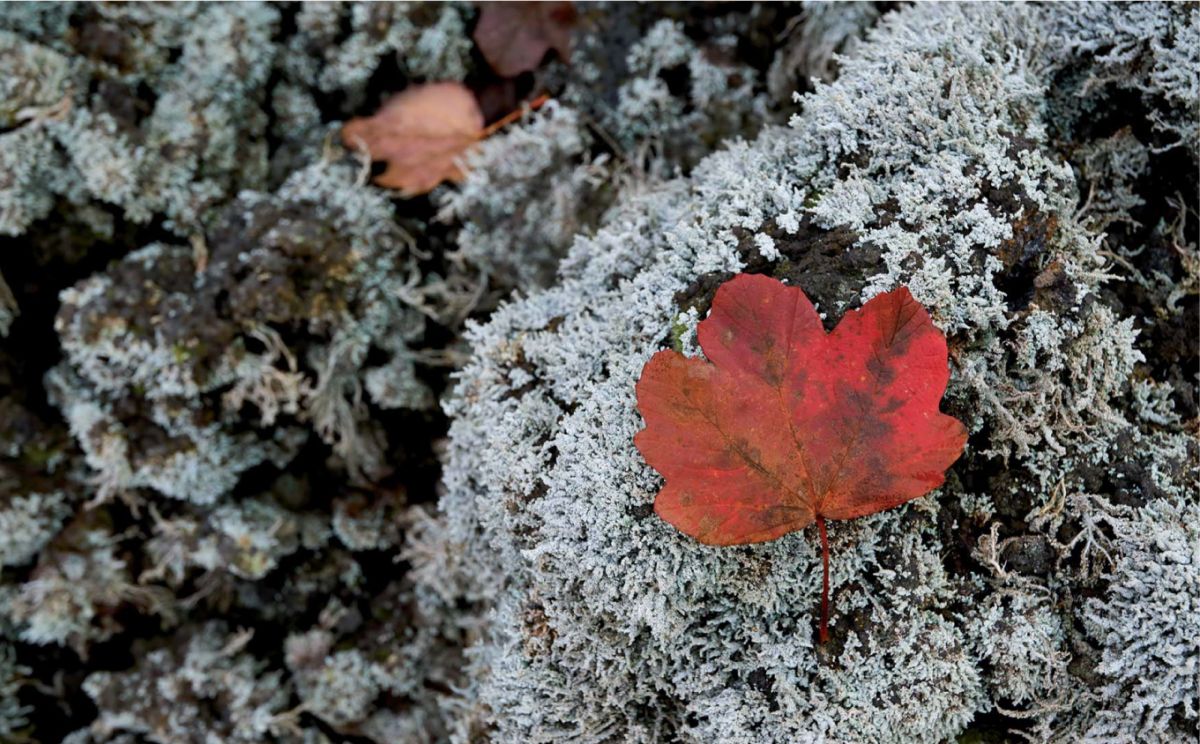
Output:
0,643,30,739
48,160,444,507
1078,497,1199,741
70,622,294,744
419,3,1198,742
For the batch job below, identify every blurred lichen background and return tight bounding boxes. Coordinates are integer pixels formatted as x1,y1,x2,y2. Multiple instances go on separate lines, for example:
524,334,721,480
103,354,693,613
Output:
0,2,1196,743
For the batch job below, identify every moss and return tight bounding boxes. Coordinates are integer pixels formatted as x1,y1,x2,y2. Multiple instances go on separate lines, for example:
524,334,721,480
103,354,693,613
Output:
669,314,688,353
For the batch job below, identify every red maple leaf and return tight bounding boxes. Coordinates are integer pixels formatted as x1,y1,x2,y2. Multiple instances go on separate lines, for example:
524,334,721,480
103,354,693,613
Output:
635,274,967,642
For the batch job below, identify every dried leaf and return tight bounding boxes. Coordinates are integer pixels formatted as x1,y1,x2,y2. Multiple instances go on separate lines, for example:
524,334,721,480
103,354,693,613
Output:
341,82,484,197
635,273,967,640
473,1,576,77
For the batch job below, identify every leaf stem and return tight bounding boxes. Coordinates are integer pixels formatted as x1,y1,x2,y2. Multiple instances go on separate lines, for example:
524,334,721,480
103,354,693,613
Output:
481,93,551,138
818,515,829,643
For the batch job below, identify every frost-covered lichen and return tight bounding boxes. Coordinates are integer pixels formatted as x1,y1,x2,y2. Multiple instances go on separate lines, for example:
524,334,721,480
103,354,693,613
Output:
416,3,1199,741
1078,497,1199,742
0,489,73,568
438,103,612,291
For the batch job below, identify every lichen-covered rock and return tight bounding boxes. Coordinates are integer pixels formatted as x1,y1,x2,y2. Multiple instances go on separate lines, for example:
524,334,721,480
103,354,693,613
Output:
417,3,1199,741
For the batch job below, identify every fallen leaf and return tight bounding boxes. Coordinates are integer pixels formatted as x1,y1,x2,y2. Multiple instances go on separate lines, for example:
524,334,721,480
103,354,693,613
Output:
473,1,576,77
634,274,967,641
341,82,484,197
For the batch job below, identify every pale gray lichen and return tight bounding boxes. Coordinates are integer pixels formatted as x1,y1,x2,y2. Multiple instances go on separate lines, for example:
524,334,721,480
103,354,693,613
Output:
330,490,405,552
438,103,613,291
142,497,330,586
283,3,472,106
0,28,74,127
1075,130,1152,234
1,516,169,654
0,489,74,568
0,3,282,236
0,2,74,42
49,160,443,503
612,19,767,173
291,645,383,729
1045,2,1200,154
555,9,772,180
767,1,881,98
414,3,1198,741
971,587,1071,714
0,397,80,569
0,642,31,739
441,10,779,298
283,582,462,743
47,363,306,505
74,622,295,744
1078,497,1199,743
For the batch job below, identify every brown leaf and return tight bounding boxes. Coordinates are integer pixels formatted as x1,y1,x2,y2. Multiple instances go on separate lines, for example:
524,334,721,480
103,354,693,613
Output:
473,1,576,78
341,82,484,197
